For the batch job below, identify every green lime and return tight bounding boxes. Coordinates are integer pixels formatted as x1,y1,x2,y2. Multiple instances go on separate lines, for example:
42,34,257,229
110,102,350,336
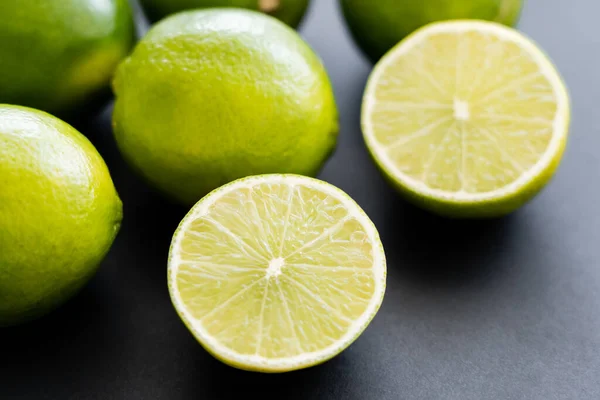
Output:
0,0,135,117
0,105,123,326
112,9,338,205
139,0,310,27
362,21,570,217
168,174,386,372
340,0,523,62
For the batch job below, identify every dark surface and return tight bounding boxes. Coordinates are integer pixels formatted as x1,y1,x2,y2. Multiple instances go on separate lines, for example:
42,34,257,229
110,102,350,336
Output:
2,0,600,399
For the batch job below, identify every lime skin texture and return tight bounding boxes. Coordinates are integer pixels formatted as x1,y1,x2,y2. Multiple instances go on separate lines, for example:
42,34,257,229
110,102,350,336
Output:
112,9,339,205
0,0,135,118
360,20,568,218
139,0,311,28
0,105,123,326
340,0,523,62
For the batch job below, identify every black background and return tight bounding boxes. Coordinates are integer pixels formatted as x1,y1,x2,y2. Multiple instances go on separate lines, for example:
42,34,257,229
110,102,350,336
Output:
2,0,599,399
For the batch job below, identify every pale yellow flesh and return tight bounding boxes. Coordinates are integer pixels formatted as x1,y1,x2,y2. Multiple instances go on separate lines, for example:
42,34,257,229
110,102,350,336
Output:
365,24,560,196
170,177,384,368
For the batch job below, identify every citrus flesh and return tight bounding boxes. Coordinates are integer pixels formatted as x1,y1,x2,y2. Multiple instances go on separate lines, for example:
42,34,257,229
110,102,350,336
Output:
140,0,310,27
362,21,570,217
0,105,123,326
0,0,135,118
168,175,386,372
113,9,338,205
340,0,523,62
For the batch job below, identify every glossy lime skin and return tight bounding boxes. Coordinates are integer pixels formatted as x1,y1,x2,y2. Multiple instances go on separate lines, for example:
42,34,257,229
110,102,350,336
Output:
340,0,523,62
112,9,338,205
0,105,123,326
140,0,310,27
0,0,135,117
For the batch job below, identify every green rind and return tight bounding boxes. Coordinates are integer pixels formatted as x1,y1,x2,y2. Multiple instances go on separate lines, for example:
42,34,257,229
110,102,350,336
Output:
112,9,338,205
340,0,524,62
0,105,122,326
167,174,386,372
140,0,311,28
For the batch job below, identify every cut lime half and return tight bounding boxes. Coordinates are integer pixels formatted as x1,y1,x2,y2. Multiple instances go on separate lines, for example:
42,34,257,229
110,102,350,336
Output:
362,20,570,217
168,175,386,372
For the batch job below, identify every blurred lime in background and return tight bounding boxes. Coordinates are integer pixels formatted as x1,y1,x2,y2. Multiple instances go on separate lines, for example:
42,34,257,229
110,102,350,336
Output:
0,105,123,326
112,9,338,205
0,0,135,118
340,0,523,62
168,174,386,372
139,0,311,28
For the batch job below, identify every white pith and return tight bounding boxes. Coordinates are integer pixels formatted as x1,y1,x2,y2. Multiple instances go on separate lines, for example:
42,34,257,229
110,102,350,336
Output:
362,21,569,203
168,175,386,371
453,98,470,121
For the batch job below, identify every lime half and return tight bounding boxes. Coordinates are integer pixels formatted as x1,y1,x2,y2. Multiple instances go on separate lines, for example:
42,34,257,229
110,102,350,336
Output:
168,175,386,372
362,21,570,217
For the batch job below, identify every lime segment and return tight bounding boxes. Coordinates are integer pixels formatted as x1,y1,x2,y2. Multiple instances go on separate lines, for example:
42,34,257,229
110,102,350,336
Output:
168,175,386,372
362,21,570,217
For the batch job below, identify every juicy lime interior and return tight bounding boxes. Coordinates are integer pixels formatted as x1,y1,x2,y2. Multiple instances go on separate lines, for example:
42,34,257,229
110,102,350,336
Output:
169,176,385,369
364,23,562,196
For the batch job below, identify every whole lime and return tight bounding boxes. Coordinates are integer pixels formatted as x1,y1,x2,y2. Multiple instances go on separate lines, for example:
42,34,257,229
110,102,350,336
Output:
0,105,123,326
112,9,338,204
139,0,310,27
0,0,135,118
340,0,523,62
